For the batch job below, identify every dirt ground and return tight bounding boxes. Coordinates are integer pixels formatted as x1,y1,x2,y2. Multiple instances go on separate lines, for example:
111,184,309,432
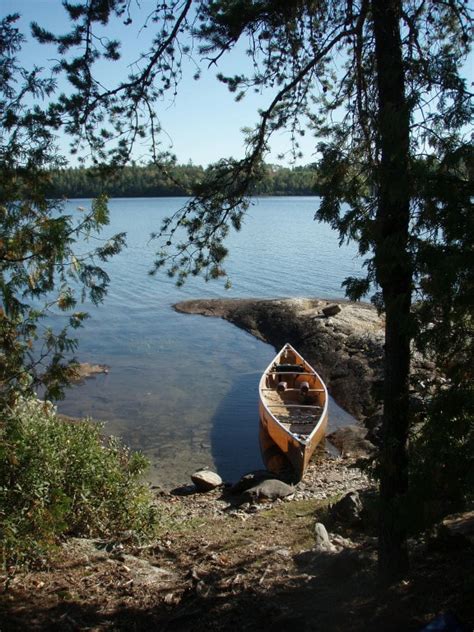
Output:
1,456,472,632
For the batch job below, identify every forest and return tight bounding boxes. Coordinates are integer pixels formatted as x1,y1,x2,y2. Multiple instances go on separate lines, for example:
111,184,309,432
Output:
48,163,321,198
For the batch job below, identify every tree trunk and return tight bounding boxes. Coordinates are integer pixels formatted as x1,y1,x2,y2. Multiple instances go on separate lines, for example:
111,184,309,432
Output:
371,0,412,581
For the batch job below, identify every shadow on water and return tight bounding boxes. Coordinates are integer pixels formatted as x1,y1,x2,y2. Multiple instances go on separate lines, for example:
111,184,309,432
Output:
210,368,357,485
210,371,265,484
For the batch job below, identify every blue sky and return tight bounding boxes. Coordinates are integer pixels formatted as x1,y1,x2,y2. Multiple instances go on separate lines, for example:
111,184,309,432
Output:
5,0,317,166
4,0,473,167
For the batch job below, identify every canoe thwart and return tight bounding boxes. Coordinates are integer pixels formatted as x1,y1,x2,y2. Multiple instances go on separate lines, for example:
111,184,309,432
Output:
267,404,323,409
267,371,317,376
261,388,325,393
272,363,305,373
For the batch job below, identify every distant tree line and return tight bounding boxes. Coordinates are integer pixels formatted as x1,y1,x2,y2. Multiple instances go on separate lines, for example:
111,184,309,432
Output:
47,163,322,198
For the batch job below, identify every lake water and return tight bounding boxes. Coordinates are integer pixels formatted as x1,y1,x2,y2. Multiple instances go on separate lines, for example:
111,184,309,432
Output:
58,197,363,488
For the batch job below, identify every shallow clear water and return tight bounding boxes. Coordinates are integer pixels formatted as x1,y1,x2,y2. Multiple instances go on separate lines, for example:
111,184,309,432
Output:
58,197,362,488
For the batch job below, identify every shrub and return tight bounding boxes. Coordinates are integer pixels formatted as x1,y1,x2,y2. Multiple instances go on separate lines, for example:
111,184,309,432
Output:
0,397,158,568
407,385,474,531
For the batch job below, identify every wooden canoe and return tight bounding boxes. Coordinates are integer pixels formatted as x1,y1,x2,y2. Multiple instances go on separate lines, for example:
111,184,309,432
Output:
258,343,328,481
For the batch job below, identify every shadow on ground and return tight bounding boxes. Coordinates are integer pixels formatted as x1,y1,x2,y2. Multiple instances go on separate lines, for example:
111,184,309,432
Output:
1,535,472,632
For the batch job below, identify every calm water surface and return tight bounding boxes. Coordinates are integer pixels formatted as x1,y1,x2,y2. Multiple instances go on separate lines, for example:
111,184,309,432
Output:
58,197,363,488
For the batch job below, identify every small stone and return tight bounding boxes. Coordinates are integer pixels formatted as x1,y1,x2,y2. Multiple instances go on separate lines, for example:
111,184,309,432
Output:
331,535,354,548
314,522,336,552
314,522,330,546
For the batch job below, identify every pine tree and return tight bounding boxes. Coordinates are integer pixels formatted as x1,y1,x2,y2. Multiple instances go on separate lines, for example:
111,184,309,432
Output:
0,14,125,403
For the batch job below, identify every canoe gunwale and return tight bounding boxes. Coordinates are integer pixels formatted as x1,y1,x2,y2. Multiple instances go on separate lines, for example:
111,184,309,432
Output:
258,343,328,447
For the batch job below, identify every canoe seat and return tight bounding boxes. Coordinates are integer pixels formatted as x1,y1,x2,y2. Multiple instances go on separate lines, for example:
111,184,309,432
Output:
273,363,305,373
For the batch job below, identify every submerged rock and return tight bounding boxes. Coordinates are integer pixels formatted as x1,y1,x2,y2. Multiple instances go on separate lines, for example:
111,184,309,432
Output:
191,468,223,492
71,362,109,382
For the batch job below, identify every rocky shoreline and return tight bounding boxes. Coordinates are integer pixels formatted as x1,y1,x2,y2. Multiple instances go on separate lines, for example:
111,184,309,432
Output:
115,296,379,539
174,297,385,423
174,297,437,451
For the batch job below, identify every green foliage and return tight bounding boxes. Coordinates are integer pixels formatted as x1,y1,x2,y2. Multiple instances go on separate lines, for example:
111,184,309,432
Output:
406,385,474,533
46,162,321,199
412,150,474,374
405,147,474,526
0,397,158,568
0,14,126,404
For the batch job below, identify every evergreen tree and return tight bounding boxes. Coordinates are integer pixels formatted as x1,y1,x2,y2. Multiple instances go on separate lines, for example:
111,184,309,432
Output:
0,14,125,403
46,162,318,198
31,0,472,581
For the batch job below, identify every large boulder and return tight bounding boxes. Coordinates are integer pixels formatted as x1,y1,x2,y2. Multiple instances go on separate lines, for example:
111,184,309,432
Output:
191,468,223,492
434,511,474,548
243,478,294,502
322,303,342,317
326,424,376,458
229,470,275,495
331,491,363,525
